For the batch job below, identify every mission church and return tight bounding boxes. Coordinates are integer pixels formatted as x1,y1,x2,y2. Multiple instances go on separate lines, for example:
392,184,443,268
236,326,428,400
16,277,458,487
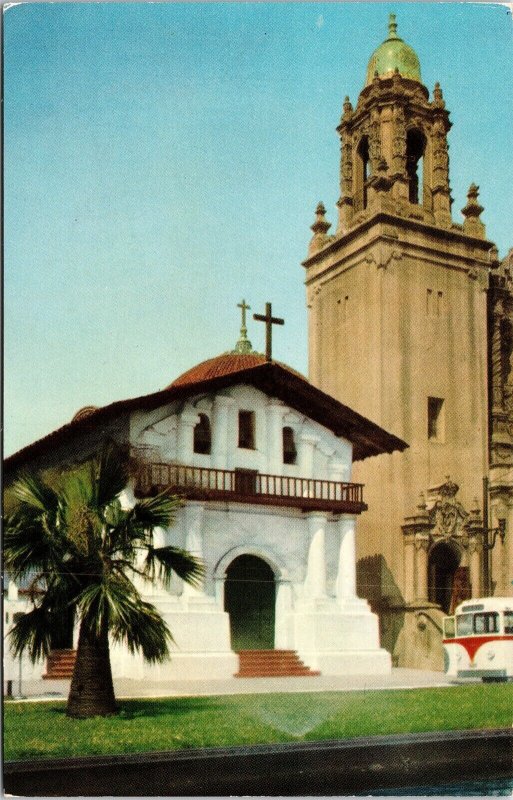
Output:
4,15,513,681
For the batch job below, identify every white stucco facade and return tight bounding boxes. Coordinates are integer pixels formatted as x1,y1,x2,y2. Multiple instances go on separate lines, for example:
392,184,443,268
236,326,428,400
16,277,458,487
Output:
107,382,391,679
5,375,393,682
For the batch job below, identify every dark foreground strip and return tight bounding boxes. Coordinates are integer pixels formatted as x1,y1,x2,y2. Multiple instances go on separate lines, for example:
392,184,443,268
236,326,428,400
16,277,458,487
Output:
4,728,513,796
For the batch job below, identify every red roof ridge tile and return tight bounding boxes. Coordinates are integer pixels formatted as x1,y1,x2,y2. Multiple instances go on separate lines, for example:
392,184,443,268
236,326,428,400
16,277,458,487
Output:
168,352,306,388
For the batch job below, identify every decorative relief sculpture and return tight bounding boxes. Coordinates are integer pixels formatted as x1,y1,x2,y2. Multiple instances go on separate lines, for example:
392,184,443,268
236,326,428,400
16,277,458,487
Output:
342,141,353,186
369,113,382,172
429,479,468,538
392,106,407,173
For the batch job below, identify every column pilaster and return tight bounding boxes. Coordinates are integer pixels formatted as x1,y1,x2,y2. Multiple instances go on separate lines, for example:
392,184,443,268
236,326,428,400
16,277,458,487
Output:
402,495,432,604
415,534,430,603
265,402,284,474
177,409,200,464
182,502,209,605
298,433,319,479
211,395,235,469
336,515,357,601
403,532,415,604
304,512,328,604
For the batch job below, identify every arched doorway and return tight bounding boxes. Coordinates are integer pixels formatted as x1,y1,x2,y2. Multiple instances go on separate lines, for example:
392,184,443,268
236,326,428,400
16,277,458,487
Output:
224,555,275,651
428,541,461,614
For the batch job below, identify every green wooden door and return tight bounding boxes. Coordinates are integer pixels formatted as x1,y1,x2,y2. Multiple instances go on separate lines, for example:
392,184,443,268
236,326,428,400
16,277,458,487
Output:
224,555,275,651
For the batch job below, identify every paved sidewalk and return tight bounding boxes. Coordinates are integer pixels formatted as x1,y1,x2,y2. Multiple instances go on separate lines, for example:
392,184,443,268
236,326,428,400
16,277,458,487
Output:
6,667,454,702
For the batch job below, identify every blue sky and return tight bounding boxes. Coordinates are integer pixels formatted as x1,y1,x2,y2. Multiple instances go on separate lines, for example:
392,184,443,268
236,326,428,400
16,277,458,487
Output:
4,2,513,456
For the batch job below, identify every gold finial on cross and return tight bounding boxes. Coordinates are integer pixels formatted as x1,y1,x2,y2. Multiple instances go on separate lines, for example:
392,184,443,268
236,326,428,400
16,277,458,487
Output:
233,299,253,355
238,299,250,331
253,302,284,362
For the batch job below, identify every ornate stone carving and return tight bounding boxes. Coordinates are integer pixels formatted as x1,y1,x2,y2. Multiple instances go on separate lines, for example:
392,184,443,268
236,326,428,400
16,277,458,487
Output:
429,478,468,538
369,112,382,172
341,139,353,193
431,119,449,192
391,105,407,175
414,534,430,552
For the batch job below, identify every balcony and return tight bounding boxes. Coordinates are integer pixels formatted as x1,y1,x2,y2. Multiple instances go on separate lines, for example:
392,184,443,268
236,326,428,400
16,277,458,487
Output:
134,462,367,514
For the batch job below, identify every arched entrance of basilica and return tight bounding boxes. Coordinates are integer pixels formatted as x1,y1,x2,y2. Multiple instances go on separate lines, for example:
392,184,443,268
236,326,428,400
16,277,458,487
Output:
224,555,275,651
428,541,461,614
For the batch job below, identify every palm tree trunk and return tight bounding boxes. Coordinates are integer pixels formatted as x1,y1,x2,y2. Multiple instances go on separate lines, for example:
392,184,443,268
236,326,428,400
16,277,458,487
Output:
67,619,117,718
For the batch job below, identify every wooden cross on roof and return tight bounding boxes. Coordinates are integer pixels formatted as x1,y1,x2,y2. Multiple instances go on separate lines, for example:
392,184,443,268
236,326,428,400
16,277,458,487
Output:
253,302,284,362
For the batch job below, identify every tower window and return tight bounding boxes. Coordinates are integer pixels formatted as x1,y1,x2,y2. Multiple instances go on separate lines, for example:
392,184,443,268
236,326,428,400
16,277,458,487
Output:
428,397,445,441
406,129,426,205
238,410,255,449
357,136,370,210
282,426,297,465
193,413,211,455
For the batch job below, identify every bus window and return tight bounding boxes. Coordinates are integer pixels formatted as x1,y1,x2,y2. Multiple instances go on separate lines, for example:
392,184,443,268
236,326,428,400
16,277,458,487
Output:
443,617,455,638
504,611,513,634
474,612,499,634
456,613,473,636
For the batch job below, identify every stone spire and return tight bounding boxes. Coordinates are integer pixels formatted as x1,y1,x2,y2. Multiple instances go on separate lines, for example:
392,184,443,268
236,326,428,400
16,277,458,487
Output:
461,183,485,238
308,202,332,255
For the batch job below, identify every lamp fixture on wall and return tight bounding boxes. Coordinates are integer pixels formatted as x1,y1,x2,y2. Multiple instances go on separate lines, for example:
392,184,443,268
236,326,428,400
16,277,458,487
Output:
483,518,506,550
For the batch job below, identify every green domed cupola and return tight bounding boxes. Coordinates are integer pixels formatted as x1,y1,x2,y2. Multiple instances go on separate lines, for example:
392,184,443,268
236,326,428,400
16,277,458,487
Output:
365,14,422,86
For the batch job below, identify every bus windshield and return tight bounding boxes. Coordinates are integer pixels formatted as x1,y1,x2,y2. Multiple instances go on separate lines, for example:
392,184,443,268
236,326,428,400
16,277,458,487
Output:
443,617,455,638
456,613,473,636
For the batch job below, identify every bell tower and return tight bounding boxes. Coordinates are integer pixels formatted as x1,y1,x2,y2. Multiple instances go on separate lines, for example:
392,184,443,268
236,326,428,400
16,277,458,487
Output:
336,14,452,232
303,15,501,668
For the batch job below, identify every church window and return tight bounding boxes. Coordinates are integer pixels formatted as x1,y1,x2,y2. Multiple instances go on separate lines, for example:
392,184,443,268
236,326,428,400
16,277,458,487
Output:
427,397,445,441
238,410,255,449
357,136,370,210
193,413,211,454
406,129,426,205
282,426,297,464
426,289,432,314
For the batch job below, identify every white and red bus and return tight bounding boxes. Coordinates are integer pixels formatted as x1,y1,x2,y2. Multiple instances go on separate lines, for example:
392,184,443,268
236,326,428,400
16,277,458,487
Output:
443,598,513,681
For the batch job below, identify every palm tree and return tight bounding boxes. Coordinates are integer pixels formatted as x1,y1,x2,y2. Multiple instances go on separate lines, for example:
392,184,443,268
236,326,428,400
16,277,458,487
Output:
4,444,204,718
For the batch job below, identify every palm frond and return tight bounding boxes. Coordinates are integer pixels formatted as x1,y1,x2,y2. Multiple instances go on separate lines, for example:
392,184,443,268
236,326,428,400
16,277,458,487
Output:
4,512,63,581
60,467,94,513
144,545,205,589
10,472,58,514
95,444,128,508
132,492,182,531
76,573,140,636
8,604,55,662
110,599,173,664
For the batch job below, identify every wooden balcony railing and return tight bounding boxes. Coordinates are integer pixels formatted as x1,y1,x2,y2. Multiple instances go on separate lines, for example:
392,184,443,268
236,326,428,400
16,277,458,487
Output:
134,462,367,514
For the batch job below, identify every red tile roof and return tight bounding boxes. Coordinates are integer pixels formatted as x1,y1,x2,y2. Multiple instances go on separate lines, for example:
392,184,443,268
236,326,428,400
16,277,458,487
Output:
170,353,304,387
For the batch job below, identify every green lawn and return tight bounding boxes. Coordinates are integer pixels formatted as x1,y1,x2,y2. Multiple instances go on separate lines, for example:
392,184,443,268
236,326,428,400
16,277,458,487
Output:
4,685,513,762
